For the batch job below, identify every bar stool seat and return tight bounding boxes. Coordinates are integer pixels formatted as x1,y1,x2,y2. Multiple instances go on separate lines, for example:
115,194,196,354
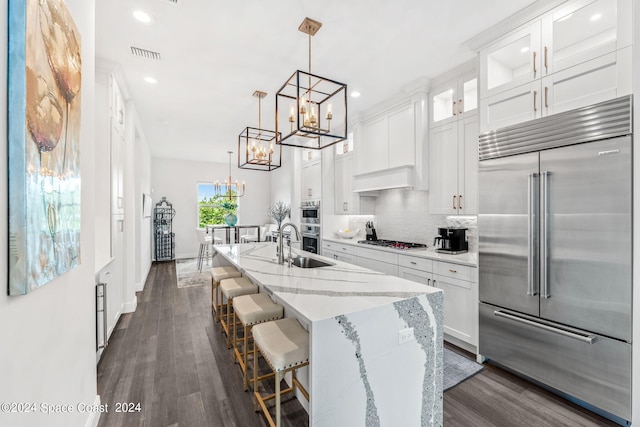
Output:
232,293,284,390
211,266,241,323
220,277,258,347
252,317,309,427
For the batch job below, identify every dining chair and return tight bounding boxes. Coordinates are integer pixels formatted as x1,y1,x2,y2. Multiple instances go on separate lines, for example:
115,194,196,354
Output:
195,228,213,272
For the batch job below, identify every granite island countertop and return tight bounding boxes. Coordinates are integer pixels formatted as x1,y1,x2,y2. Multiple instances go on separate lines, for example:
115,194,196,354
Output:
214,242,442,324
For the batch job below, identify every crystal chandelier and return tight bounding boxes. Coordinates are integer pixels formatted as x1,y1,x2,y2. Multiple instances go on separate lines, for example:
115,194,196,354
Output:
275,17,348,150
238,90,281,171
215,151,245,199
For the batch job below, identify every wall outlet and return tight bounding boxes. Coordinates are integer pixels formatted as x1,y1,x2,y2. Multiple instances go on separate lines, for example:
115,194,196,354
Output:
398,327,415,345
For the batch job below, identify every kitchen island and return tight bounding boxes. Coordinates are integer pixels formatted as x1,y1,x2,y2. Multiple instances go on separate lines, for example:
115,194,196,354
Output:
214,242,443,427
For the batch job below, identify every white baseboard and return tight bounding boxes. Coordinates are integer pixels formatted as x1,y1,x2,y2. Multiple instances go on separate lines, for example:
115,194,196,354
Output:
84,395,101,427
123,295,137,313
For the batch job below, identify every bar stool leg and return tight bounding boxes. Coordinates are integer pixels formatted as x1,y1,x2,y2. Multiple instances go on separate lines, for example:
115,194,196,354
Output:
243,324,250,390
275,371,283,427
226,297,234,348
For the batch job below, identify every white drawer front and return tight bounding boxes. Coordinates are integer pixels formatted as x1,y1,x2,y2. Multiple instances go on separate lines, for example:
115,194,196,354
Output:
354,246,399,264
399,255,433,272
435,261,473,282
322,242,354,254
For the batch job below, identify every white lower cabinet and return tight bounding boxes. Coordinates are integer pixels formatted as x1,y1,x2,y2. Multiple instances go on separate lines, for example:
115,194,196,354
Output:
322,242,354,264
351,247,399,276
398,255,434,285
432,262,477,348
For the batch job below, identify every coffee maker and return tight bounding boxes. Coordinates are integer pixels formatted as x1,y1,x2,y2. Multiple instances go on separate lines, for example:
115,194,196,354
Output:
433,227,468,254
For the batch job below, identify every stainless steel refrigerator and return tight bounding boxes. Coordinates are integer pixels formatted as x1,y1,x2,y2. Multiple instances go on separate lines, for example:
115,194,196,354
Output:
478,96,632,423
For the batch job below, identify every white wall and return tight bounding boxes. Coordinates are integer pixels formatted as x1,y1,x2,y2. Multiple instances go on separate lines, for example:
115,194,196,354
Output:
631,1,639,424
151,157,272,258
135,128,152,291
0,2,99,427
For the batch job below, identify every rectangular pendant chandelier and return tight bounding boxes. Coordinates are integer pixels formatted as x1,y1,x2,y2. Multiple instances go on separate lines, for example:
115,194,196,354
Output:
238,90,282,171
275,18,348,150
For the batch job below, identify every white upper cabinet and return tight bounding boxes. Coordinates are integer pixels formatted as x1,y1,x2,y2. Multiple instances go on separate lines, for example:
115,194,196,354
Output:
482,22,542,99
431,73,478,127
358,103,415,176
428,112,478,215
429,61,478,215
543,0,629,74
478,0,631,133
301,158,321,201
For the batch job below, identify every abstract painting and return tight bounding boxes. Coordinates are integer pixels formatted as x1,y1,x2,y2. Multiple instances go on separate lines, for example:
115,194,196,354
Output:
8,0,82,295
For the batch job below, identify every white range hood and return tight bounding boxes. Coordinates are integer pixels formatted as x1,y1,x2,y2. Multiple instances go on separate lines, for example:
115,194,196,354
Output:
353,165,414,193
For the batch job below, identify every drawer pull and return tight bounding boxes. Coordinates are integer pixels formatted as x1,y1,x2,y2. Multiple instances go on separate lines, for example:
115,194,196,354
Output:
449,269,457,273
410,261,417,265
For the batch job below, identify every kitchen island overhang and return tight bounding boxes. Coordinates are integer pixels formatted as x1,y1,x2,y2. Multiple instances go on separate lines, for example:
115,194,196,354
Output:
214,242,444,427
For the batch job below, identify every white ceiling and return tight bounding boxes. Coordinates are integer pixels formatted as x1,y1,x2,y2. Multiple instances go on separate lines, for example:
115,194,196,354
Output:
95,0,536,163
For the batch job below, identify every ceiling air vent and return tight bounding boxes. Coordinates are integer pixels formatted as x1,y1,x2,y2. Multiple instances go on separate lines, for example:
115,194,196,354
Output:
130,46,161,61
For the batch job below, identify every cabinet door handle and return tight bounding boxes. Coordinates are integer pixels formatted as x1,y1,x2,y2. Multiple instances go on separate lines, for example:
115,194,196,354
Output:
544,46,548,72
345,202,348,211
458,194,463,210
458,99,463,114
452,195,457,209
544,86,548,109
533,51,537,74
427,278,431,286
533,90,538,112
433,280,437,287
452,101,457,116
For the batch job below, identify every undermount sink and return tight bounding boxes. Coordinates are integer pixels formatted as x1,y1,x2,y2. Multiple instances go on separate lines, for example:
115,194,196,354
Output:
290,256,334,268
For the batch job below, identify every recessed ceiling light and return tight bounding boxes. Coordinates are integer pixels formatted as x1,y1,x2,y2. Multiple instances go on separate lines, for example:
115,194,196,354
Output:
133,10,152,23
144,76,158,84
350,91,361,98
520,46,529,53
590,13,602,21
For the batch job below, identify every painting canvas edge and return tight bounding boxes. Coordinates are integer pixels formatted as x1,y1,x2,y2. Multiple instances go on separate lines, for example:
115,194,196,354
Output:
8,0,28,295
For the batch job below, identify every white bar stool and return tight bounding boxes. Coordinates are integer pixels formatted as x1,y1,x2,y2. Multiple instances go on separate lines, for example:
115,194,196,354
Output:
252,317,309,427
232,293,284,390
219,277,258,347
211,266,241,323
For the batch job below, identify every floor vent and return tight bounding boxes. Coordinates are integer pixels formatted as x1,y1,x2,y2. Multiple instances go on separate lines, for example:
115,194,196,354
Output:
130,46,161,61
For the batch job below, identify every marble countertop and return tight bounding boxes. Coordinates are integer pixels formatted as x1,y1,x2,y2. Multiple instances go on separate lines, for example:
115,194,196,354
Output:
213,242,441,325
322,237,478,267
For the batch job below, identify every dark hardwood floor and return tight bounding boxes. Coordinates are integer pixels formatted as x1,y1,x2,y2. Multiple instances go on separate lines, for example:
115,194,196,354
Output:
97,261,617,427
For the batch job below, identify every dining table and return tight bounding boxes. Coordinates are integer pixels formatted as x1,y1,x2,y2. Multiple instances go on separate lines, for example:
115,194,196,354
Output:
206,224,261,244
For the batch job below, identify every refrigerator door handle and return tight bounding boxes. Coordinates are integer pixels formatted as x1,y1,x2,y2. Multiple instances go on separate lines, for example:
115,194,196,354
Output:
527,173,539,296
494,310,597,344
540,171,551,299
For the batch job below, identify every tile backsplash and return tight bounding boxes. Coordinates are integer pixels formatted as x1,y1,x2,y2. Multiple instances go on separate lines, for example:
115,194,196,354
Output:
347,189,477,252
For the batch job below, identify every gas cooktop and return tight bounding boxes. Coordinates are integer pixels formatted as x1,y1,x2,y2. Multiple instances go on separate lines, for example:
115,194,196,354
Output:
357,240,427,250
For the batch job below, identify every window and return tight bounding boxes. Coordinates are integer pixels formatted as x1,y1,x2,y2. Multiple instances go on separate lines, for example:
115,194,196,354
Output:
197,183,238,227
